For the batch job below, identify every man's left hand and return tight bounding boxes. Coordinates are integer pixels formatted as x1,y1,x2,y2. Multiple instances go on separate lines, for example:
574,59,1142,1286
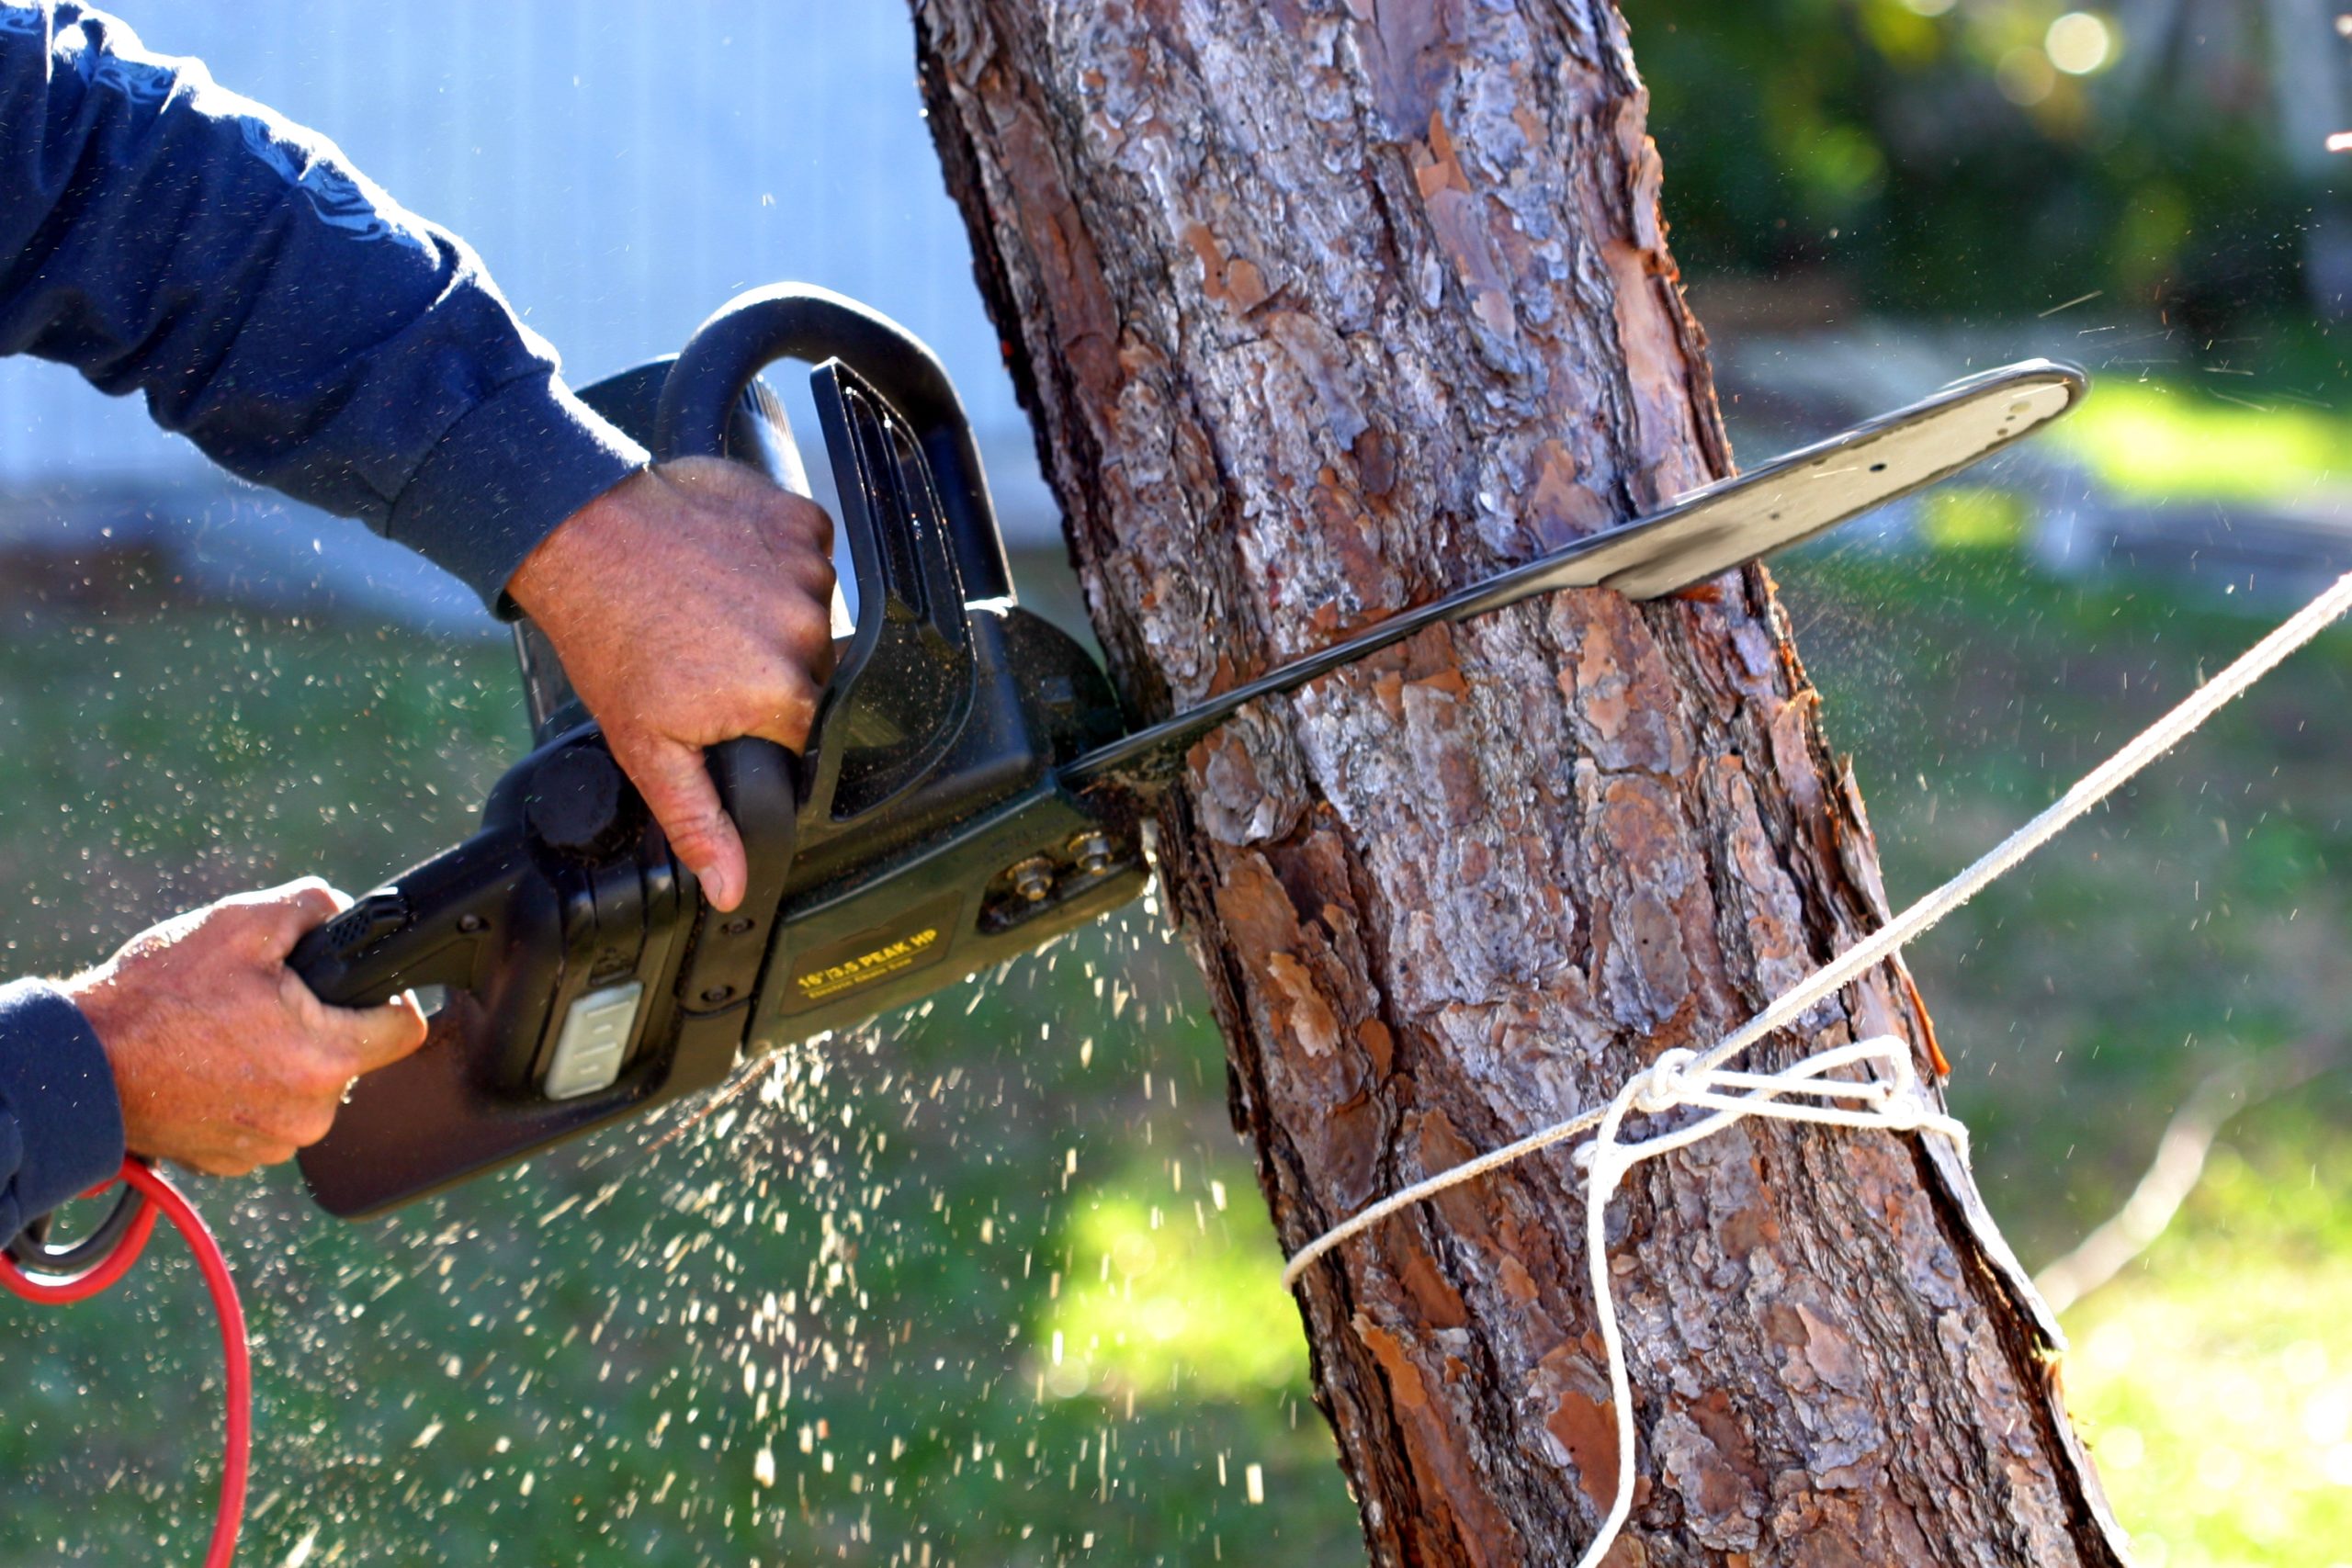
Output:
506,457,837,912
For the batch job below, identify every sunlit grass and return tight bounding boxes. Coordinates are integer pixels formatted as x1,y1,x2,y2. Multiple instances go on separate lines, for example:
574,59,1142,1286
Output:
1035,1172,1307,1402
2060,1117,2352,1568
2052,378,2352,503
1918,483,2030,549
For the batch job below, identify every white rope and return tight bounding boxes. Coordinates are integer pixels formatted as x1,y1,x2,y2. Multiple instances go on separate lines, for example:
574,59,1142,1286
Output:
1280,568,2352,1559
1567,1035,1968,1568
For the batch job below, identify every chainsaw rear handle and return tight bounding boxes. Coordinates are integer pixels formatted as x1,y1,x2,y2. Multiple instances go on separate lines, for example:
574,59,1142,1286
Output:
288,842,528,1010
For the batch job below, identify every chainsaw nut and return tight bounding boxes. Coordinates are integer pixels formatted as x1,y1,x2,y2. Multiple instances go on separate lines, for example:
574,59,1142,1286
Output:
1008,857,1056,903
1069,831,1115,877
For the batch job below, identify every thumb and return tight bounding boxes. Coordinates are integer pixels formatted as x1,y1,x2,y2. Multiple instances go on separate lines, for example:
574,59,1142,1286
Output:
609,729,746,911
281,959,432,1075
329,993,433,1076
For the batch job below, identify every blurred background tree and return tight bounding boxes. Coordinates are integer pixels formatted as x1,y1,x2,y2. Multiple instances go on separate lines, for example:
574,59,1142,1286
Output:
1643,0,2346,335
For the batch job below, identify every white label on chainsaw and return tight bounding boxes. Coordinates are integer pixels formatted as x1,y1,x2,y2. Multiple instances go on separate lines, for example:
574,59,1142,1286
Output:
543,980,644,1100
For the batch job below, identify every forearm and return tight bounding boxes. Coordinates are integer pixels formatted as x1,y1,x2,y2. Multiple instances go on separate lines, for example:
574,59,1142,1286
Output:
0,2,644,608
0,978,123,1241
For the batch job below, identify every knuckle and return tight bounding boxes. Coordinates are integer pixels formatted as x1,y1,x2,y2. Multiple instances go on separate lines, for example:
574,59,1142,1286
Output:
669,814,729,860
799,551,838,602
653,784,730,852
278,876,346,917
292,1106,339,1149
298,1056,350,1101
782,597,835,656
792,498,836,555
733,680,815,750
784,659,826,710
798,638,837,689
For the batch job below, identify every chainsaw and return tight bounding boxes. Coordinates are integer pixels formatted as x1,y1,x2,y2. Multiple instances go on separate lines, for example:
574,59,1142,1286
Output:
290,284,2085,1218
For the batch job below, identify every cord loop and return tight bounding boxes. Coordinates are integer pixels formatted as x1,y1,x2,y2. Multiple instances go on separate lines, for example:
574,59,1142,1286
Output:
1629,1046,1699,1116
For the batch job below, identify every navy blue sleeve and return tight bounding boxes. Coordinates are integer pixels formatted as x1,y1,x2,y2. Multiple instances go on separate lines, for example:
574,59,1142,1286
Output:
0,2,648,611
0,978,123,1242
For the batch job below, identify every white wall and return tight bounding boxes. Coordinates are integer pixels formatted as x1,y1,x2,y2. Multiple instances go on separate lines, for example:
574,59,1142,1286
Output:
0,1,1060,623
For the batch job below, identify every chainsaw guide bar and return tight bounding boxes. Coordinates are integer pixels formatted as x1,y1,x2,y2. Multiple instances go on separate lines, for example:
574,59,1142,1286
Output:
290,284,2084,1218
1064,357,2084,796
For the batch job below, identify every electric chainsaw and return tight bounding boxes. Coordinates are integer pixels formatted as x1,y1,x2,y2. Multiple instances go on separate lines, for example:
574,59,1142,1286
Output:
291,284,2085,1218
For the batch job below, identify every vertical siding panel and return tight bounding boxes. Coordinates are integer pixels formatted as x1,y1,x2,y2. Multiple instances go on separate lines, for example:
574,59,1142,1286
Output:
0,0,1049,551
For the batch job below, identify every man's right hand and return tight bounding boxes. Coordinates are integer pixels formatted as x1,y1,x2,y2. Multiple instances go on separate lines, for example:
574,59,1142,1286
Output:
504,457,838,915
62,878,429,1177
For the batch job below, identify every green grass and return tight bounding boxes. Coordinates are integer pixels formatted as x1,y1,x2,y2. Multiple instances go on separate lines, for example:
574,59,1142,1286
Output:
5,502,2352,1562
2052,378,2352,503
2059,1104,2352,1568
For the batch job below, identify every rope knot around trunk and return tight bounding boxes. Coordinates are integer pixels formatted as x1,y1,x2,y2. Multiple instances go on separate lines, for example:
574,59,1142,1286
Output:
1623,1046,1700,1118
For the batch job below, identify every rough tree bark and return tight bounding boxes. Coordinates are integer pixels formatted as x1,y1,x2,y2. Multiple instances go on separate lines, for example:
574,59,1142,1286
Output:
911,4,2132,1562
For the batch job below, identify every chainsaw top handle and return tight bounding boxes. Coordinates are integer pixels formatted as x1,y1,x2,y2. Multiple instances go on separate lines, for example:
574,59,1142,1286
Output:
654,283,1012,605
624,283,1015,1051
654,283,1017,839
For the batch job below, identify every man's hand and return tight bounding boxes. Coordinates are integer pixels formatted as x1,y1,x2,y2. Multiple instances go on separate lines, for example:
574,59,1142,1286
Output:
505,457,837,911
62,879,429,1177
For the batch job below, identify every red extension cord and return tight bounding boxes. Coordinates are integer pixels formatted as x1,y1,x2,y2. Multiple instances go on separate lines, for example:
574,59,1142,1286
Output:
0,1159,250,1567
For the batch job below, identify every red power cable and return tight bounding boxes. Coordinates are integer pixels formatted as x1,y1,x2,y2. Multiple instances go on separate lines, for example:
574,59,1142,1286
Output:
1,1159,250,1568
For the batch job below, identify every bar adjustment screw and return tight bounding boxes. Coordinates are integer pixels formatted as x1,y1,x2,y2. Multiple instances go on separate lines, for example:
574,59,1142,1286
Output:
1008,857,1056,903
1069,831,1115,877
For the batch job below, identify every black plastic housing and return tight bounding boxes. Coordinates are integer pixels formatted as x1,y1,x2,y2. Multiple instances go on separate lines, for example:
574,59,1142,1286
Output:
296,286,1146,1218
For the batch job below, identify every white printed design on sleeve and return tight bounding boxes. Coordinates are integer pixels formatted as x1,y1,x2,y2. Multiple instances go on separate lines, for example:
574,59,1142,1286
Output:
234,118,419,247
30,2,426,252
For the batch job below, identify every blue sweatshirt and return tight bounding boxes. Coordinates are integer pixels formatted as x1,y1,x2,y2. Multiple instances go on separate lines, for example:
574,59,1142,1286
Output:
0,1,650,1241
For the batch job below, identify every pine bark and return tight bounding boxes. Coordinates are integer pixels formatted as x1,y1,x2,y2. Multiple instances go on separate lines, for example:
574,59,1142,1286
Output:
910,4,2130,1562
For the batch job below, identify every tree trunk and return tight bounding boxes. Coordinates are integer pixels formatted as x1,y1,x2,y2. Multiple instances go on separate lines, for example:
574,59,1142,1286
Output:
910,4,2132,1562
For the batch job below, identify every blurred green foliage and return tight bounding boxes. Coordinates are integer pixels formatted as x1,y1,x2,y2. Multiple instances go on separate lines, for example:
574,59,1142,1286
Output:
1787,513,2352,1266
1634,0,2335,324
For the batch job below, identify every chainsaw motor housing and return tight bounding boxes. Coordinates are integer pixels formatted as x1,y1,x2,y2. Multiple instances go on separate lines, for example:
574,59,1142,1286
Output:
295,286,1148,1218
289,286,2084,1220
